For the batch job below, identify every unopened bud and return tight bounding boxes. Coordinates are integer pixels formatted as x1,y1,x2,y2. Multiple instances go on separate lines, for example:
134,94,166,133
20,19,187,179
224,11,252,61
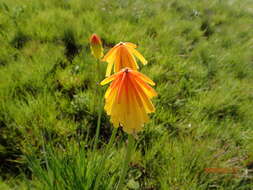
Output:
90,34,103,60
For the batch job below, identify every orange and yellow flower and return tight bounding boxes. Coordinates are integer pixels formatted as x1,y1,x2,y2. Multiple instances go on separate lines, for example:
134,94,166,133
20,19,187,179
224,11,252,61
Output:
90,34,103,59
100,68,157,134
102,42,147,77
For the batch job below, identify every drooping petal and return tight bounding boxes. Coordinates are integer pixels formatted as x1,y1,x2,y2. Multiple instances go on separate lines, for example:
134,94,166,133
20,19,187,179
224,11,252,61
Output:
131,70,155,86
127,46,147,65
100,72,121,85
125,42,137,49
129,75,155,113
105,61,114,77
114,48,121,73
134,77,158,98
102,44,120,62
116,72,127,103
121,47,138,70
105,48,119,76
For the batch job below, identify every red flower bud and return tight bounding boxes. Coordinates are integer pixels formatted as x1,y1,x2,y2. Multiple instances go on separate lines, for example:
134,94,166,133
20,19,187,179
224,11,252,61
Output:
90,34,103,60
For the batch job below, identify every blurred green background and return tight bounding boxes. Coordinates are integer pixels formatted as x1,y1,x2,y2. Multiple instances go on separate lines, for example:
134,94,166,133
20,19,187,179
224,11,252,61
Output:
0,0,253,189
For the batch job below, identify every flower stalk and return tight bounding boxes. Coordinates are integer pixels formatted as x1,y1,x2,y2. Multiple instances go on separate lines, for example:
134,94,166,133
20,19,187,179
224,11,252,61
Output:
117,134,135,190
93,127,118,190
93,58,103,150
89,33,104,149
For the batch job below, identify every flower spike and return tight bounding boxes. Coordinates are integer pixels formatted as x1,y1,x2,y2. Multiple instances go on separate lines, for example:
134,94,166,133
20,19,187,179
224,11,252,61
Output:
103,42,147,77
101,68,157,134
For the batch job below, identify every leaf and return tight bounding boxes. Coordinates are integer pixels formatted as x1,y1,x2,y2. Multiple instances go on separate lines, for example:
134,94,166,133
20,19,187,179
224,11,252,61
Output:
127,179,140,189
2,3,9,12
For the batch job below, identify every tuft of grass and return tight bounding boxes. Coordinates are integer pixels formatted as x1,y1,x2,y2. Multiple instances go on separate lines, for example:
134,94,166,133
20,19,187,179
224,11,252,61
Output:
26,142,119,190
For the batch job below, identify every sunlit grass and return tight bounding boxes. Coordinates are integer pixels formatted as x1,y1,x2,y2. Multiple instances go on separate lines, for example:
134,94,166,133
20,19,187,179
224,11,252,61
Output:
0,0,253,189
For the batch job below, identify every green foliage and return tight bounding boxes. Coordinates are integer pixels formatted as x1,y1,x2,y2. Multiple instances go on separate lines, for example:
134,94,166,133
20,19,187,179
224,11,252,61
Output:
26,142,119,190
0,0,253,189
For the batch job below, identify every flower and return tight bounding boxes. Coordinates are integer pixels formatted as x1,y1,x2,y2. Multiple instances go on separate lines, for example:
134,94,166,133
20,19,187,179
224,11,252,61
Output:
102,42,147,77
90,34,103,59
100,68,157,134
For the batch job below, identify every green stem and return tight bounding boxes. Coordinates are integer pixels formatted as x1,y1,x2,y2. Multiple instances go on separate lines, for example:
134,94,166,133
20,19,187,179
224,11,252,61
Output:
94,127,118,190
117,135,135,190
93,97,103,150
93,59,102,150
105,127,118,155
93,59,100,113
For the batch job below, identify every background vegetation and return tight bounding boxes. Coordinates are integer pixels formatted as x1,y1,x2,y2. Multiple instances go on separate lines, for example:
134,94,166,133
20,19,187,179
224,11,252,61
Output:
0,0,253,189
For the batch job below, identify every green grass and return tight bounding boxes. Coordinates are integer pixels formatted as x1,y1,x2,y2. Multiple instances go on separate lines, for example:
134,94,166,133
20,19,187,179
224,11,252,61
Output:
0,0,253,189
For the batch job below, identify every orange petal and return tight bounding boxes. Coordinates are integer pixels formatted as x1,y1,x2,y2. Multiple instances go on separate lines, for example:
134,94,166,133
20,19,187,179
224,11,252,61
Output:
134,76,157,98
102,44,119,61
127,47,147,65
106,76,122,98
114,47,122,73
129,76,155,113
117,72,127,103
124,42,137,49
100,72,122,85
131,70,155,86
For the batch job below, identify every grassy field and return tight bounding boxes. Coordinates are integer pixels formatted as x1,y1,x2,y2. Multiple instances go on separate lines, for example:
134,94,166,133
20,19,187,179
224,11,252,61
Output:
1,0,253,189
